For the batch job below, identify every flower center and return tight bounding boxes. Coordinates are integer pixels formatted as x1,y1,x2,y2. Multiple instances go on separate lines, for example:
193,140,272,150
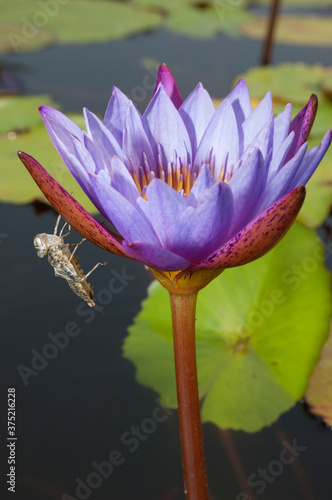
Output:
131,155,197,199
128,149,237,199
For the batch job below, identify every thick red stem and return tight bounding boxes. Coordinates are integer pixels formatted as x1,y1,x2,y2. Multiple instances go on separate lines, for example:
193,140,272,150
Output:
169,291,209,500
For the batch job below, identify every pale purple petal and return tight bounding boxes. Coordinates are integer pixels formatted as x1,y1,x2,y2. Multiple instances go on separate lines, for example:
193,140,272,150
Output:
227,79,252,126
272,103,292,154
123,241,190,271
194,98,239,179
228,148,266,236
39,106,84,158
267,131,295,182
241,91,273,154
187,165,215,205
107,156,141,205
179,83,215,156
104,87,131,145
173,182,234,263
242,117,274,160
122,102,157,175
89,173,160,246
83,108,123,162
136,179,187,248
143,84,191,168
253,142,308,217
289,129,332,189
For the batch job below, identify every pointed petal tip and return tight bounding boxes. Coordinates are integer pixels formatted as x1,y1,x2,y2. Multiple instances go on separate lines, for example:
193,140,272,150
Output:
153,64,182,109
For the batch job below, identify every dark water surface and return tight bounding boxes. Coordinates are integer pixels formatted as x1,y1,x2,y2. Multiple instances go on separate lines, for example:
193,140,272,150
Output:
1,27,332,500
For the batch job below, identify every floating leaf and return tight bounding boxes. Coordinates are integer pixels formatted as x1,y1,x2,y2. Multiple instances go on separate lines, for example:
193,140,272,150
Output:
0,19,55,53
0,115,97,213
0,94,58,134
124,223,331,432
132,0,192,12
240,15,332,47
0,0,163,52
234,63,332,106
251,0,332,7
166,6,252,39
306,322,332,426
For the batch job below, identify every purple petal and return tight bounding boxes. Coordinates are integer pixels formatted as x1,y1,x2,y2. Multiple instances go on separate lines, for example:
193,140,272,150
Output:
272,103,292,154
194,98,239,179
266,131,295,182
187,165,215,205
285,94,318,163
227,79,252,125
143,84,191,168
289,129,332,189
123,240,190,271
103,87,131,145
83,108,123,164
253,142,308,217
39,106,84,145
108,156,141,205
39,106,84,162
89,173,160,246
241,91,273,154
242,117,274,161
40,124,100,212
179,83,215,156
228,148,266,236
136,179,187,248
122,102,157,175
152,64,182,109
173,182,234,263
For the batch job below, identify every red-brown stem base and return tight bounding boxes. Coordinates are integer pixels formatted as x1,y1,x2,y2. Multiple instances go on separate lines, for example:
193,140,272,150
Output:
169,291,209,500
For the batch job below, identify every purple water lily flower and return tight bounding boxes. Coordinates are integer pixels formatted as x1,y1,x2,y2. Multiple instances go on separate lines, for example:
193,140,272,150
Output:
19,65,332,278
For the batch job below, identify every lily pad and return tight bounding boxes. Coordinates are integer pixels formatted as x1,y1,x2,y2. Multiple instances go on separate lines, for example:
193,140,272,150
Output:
251,0,332,7
0,94,58,134
240,15,332,47
166,5,252,39
306,322,332,426
0,114,97,213
132,0,192,12
0,0,163,53
235,63,332,106
124,223,331,432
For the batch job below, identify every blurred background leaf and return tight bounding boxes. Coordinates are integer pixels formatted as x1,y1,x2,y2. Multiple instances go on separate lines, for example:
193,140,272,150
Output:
306,322,332,426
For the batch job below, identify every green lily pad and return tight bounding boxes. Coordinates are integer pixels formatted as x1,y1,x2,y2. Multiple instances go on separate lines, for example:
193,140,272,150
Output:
251,0,332,7
240,15,332,47
0,114,97,213
124,223,331,432
166,5,252,39
306,323,332,426
235,63,332,106
0,95,58,134
132,0,192,12
0,0,163,53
